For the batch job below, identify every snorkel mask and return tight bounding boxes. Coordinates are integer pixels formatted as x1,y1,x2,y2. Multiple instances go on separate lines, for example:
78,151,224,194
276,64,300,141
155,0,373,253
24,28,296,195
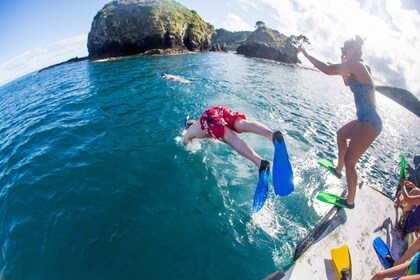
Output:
184,115,190,129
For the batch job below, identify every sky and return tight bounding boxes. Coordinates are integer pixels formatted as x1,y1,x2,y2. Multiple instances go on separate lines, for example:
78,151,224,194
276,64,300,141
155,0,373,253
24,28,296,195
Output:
0,0,419,96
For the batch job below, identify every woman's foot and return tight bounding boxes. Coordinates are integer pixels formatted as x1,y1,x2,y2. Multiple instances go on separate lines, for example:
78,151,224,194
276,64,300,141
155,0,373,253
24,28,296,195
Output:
336,198,355,209
331,167,342,179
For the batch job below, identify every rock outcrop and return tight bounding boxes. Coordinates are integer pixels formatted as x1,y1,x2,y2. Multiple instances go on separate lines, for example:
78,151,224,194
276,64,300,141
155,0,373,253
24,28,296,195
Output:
211,28,251,52
209,43,227,52
236,26,298,63
88,0,215,59
376,86,420,117
38,57,88,73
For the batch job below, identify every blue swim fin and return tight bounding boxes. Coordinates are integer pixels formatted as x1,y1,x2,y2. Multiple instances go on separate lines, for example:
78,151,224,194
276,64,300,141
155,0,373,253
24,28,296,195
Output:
272,132,294,196
373,237,395,268
253,169,270,213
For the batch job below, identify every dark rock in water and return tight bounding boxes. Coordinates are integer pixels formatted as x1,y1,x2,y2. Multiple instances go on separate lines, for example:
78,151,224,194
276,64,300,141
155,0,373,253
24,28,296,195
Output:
209,43,227,52
236,26,298,64
211,28,251,52
38,57,88,73
376,86,420,117
143,48,187,55
88,0,215,59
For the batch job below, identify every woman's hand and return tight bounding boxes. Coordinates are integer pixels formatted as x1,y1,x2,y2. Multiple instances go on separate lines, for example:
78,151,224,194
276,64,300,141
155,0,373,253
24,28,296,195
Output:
297,47,307,56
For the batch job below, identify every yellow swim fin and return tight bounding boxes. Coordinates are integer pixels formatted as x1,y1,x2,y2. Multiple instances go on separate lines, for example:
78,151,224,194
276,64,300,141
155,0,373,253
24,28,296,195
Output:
331,244,352,280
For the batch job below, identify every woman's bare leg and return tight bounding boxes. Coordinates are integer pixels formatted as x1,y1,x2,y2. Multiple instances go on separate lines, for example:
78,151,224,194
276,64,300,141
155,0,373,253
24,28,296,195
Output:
335,120,359,173
344,122,379,205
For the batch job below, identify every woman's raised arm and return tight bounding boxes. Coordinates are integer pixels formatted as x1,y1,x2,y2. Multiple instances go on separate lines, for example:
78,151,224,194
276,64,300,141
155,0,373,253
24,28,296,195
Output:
299,48,350,77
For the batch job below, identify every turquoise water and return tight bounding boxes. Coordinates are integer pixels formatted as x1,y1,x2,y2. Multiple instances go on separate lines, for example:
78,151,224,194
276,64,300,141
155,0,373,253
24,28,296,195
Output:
0,52,418,279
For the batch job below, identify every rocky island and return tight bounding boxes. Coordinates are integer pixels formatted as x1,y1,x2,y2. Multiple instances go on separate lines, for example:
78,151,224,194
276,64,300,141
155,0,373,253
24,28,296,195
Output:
376,86,420,117
236,23,299,64
87,0,215,59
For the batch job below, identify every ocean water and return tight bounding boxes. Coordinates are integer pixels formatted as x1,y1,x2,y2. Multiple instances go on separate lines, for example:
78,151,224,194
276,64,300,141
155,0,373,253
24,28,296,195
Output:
0,52,418,279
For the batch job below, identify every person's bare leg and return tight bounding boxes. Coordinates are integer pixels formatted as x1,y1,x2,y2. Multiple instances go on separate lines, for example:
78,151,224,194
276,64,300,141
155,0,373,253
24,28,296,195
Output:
222,127,262,167
335,120,359,174
233,119,274,142
342,123,379,205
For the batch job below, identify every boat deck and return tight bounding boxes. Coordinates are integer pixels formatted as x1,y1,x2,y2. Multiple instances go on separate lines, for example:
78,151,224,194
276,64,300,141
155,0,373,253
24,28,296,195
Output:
267,185,406,279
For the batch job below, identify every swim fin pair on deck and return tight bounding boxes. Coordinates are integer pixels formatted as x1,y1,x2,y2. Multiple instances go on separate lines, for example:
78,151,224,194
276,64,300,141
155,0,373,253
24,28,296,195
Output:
252,131,294,213
373,237,395,268
316,160,355,209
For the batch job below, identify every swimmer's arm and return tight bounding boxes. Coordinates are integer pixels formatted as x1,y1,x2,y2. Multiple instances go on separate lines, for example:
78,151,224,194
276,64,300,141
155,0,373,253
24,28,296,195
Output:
182,134,192,147
183,127,198,147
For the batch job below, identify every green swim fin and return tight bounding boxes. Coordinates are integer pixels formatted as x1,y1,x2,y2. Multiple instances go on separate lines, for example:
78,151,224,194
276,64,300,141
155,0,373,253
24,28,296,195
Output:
400,153,407,180
317,159,342,179
395,153,408,197
316,192,348,208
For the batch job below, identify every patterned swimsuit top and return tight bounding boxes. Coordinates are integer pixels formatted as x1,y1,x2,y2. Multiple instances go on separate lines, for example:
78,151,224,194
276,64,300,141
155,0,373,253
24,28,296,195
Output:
349,78,377,121
406,251,420,275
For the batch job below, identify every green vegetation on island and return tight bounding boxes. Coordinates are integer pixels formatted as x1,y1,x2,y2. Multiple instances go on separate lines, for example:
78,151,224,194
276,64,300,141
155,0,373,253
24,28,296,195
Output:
236,23,305,64
88,0,215,59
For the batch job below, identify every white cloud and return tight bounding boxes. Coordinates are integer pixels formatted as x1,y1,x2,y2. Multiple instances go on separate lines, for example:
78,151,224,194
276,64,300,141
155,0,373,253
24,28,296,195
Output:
0,35,88,87
223,13,253,31
236,0,260,11
234,0,420,96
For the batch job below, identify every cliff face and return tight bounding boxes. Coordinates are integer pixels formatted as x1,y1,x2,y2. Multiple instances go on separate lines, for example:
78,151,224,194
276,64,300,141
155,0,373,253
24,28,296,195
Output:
88,0,215,59
236,26,298,63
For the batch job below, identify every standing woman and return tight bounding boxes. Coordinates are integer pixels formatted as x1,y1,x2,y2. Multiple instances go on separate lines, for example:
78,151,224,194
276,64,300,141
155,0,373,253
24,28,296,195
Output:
299,35,382,209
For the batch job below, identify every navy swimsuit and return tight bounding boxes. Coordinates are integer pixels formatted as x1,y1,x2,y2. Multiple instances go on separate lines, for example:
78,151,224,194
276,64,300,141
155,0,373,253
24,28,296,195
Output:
349,78,382,134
